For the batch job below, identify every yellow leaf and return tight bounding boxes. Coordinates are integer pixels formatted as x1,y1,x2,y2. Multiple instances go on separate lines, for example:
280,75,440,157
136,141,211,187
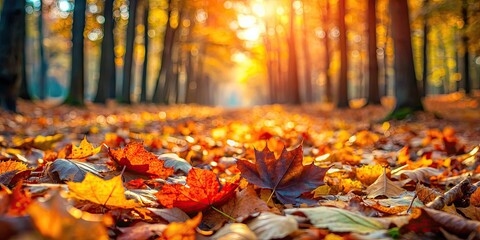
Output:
160,212,202,240
0,161,28,174
355,165,385,186
28,191,111,240
67,137,101,159
67,172,139,208
33,134,64,150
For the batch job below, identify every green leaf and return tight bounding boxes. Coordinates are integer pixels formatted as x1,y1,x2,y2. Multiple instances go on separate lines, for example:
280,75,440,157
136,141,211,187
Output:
285,207,385,234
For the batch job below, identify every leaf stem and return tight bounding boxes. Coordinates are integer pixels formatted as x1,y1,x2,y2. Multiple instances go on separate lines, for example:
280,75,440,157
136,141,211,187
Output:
266,189,275,205
211,205,237,222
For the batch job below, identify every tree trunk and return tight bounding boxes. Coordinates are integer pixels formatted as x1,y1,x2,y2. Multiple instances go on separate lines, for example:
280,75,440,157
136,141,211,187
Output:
0,0,24,112
301,1,313,103
140,0,149,103
19,0,30,101
421,0,428,97
322,0,332,103
287,0,301,104
121,0,138,104
337,0,349,108
65,0,86,106
37,0,47,100
367,0,380,105
387,0,423,118
462,0,470,95
94,0,116,103
152,0,177,103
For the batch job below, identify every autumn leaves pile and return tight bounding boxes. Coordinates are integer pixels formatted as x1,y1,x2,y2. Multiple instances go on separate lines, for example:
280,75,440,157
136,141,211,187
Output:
1,104,480,239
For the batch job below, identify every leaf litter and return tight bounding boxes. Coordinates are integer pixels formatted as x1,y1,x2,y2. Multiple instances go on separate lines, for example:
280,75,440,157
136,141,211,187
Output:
0,100,479,239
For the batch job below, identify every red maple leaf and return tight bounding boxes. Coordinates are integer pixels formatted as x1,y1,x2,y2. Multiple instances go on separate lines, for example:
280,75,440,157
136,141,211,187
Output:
156,168,239,213
108,142,174,179
237,144,329,204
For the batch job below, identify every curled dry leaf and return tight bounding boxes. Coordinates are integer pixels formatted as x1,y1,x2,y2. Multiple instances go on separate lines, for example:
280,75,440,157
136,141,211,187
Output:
159,153,192,174
392,167,443,184
244,212,298,239
108,142,174,179
416,183,441,204
48,159,109,182
156,168,239,213
366,168,406,198
237,145,329,204
212,223,257,240
67,172,140,209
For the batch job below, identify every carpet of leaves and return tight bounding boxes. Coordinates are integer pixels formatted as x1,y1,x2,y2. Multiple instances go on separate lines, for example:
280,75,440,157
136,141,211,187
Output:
1,96,480,239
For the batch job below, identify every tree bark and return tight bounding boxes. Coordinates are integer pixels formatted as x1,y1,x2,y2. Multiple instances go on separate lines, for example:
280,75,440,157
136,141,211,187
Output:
121,0,138,104
140,0,149,103
65,0,86,106
337,0,349,108
388,0,423,118
462,0,470,95
94,0,116,103
287,0,301,104
301,1,312,103
37,0,48,100
421,0,428,97
19,0,30,101
367,0,380,105
321,0,332,103
0,0,24,112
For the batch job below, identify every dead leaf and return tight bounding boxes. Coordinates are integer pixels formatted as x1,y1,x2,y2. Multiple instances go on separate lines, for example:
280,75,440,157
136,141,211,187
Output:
416,183,441,204
0,161,28,185
159,153,192,174
426,177,473,210
244,212,298,239
67,172,140,208
212,223,257,240
366,168,406,198
160,212,202,240
355,164,385,186
108,142,174,179
237,144,329,204
118,222,167,240
6,182,31,216
156,168,239,213
147,207,190,223
28,191,111,240
48,159,110,182
66,137,101,159
392,167,443,183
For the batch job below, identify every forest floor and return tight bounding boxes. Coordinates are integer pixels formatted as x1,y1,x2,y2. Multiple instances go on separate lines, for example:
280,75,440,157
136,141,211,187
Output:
1,92,480,239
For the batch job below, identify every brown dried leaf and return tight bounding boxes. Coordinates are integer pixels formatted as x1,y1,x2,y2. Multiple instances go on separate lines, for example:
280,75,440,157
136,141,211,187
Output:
366,168,406,198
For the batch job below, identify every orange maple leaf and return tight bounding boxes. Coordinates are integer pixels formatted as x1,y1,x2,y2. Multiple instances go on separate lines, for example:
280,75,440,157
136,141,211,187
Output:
160,212,202,240
66,137,101,159
108,142,174,179
0,160,29,185
156,168,239,213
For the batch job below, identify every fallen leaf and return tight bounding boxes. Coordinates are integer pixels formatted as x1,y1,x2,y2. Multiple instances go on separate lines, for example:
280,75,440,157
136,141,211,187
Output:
118,222,167,240
33,134,64,150
147,207,190,223
159,153,192,174
6,182,32,216
355,164,385,186
156,168,239,213
426,177,472,210
66,137,101,159
237,144,329,204
160,212,202,240
244,212,298,239
48,159,110,182
28,191,111,240
67,172,140,208
285,206,385,234
470,185,480,207
0,161,28,185
392,167,443,183
108,142,174,179
366,168,406,198
416,183,441,204
212,223,257,240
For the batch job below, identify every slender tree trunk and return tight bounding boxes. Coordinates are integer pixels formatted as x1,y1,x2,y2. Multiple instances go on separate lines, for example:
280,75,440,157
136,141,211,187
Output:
19,0,30,101
37,0,47,100
421,0,428,97
322,0,332,103
337,0,349,108
94,0,115,103
140,0,149,103
301,1,313,103
462,0,471,95
152,0,177,103
287,0,301,104
65,0,86,106
388,0,423,118
121,0,138,104
367,0,380,105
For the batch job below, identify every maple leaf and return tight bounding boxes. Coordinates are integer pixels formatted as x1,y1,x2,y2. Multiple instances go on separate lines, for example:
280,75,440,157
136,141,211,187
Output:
108,142,174,179
66,137,101,159
28,191,112,240
160,212,202,240
237,144,329,204
0,160,29,185
155,168,239,213
67,172,140,208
